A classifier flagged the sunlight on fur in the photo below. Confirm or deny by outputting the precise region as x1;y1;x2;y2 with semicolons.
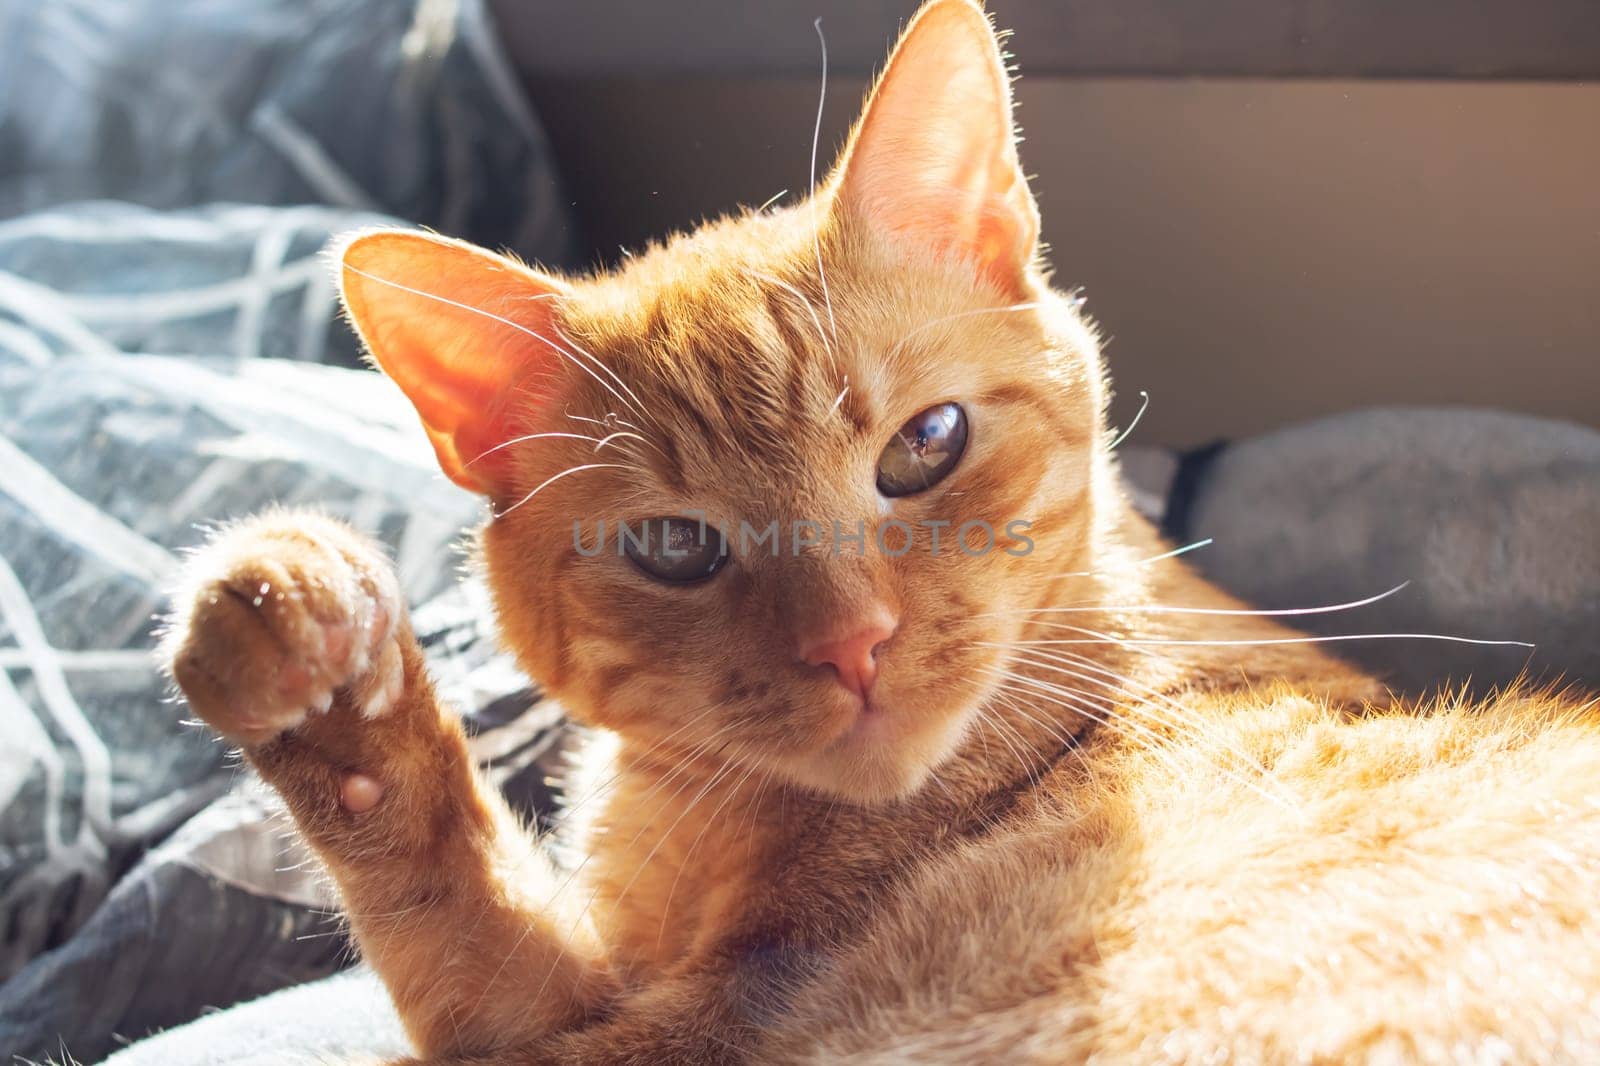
161;2;1600;1062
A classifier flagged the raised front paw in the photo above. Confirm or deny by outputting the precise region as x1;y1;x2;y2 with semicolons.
163;511;407;747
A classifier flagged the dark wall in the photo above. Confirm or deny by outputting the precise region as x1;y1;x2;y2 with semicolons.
493;1;1600;79
494;4;1600;446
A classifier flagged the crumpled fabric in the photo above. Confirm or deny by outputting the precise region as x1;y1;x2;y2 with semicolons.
0;0;579;265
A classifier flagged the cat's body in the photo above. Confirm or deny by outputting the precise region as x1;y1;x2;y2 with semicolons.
772;683;1600;1063
162;2;1600;1062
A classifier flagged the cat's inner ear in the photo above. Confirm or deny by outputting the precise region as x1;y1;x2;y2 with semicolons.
833;0;1040;296
338;231;568;496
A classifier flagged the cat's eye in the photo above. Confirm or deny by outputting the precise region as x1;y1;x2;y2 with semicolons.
624;517;730;584
876;403;969;497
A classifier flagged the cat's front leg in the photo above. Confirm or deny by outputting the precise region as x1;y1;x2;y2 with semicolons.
163;511;618;1057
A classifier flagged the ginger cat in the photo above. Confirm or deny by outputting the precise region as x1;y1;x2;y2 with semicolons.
163;2;1600;1062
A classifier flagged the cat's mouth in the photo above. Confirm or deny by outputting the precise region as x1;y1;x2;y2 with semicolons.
812;679;894;744
785;674;984;804
836;694;892;741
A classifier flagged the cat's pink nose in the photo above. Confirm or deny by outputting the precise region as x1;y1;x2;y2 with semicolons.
799;610;898;701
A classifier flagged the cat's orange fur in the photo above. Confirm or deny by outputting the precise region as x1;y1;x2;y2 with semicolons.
163;2;1600;1062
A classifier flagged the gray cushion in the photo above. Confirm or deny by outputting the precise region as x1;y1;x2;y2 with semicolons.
1182;407;1600;693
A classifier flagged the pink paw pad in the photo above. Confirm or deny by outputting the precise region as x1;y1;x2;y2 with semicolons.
341;773;384;813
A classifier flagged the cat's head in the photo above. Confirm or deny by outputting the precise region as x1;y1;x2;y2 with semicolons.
340;0;1113;803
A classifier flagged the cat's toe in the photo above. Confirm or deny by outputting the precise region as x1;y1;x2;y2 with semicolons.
163;512;405;746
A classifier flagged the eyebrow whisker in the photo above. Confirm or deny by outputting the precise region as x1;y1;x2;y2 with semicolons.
494;462;631;519
809;17;839;346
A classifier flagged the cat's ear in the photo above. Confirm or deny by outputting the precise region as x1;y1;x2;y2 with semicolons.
833;0;1039;295
338;230;568;496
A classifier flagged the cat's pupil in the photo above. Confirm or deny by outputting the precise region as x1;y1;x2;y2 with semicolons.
625;517;729;584
876;403;968;497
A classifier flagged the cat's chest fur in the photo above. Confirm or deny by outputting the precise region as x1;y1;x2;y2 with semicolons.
565;722;1086;985
574;754;775;974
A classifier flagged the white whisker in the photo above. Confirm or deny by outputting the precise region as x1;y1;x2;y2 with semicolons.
1108;389;1149;449
987;583;1412;620
974;701;1031;774
567;411;647;438
999;644;1303;809
551;322;653;424
1000;625;1535;651
467;431;602;468
1051;538;1213;578
809;18;838;343
979;666;1200;791
983;662;1304;817
494;463;630;519
829;381;849;415
591;430;650;455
